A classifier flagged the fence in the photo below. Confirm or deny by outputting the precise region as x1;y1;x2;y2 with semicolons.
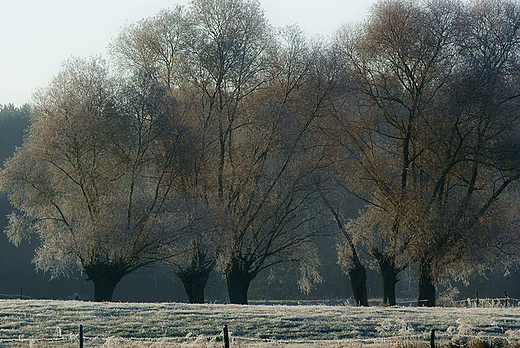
452;294;520;308
1;298;520;347
395;295;520;308
5;325;515;348
6;330;520;348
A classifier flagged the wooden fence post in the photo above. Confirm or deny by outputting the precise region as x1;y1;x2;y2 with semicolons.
79;324;84;348
430;329;435;348
476;292;479;307
223;325;230;348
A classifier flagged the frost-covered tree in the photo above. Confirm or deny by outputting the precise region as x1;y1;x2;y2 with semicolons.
318;184;368;306
110;0;329;305
408;0;520;306
110;7;221;304
0;58;193;301
331;0;520;306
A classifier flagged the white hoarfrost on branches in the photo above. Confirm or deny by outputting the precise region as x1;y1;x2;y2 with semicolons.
108;0;329;304
0;57;194;301
325;0;520;306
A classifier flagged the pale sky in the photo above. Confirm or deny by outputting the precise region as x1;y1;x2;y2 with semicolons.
0;0;377;106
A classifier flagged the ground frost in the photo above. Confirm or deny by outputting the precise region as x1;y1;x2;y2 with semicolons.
0;300;518;347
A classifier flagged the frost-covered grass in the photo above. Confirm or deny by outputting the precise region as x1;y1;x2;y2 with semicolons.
0;299;519;347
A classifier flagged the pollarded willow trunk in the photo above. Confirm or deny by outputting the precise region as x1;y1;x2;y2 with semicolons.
84;262;128;302
418;260;436;307
348;261;368;306
378;256;399;306
177;265;213;304
317;191;368;306
225;258;255;305
92;277;120;302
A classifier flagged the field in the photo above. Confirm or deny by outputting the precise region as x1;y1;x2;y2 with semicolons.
0;300;519;347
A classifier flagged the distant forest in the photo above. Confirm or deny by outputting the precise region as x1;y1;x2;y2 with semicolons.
2;0;520;306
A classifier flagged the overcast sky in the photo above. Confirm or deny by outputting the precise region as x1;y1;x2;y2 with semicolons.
0;0;377;106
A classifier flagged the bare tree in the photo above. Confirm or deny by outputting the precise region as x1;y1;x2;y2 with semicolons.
409;0;520;306
0;58;192;301
308;38;371;306
319;185;368;306
331;0;520;306
109;0;330;304
180;0;336;304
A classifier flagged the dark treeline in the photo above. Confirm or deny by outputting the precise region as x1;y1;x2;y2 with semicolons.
2;0;520;306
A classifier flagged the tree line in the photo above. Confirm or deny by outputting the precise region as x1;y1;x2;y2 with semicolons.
1;0;520;306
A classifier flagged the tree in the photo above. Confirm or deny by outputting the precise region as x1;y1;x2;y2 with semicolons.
332;0;520;306
319;186;368;306
184;0;274;304
409;0;520;306
110;0;331;304
209;31;352;304
308;39;371;306
111;6;220;304
0;58;193;301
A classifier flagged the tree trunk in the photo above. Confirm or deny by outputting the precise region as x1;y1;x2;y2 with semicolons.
92;277;120;302
418;261;436;307
177;266;213;304
348;261;368;306
225;258;254;305
378;256;399;306
316;190;368;306
84;262;127;302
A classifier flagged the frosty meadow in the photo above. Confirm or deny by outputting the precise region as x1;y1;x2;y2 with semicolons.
0;300;520;347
